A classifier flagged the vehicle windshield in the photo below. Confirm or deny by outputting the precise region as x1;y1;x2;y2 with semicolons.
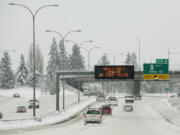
87;110;100;114
109;98;117;101
125;99;134;103
102;106;111;110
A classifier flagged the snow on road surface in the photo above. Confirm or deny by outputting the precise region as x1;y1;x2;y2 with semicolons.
1;97;180;135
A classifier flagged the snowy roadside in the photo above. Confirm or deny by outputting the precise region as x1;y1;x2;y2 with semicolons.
150;96;180;127
0;98;96;130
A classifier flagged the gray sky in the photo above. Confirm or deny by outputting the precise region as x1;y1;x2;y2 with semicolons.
1;0;180;71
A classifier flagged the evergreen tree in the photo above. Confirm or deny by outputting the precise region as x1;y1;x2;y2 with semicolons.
0;52;15;88
46;38;59;94
98;54;110;65
124;52;138;70
124;52;131;65
58;40;69;71
27;43;44;75
131;52;138;70
17;54;29;85
70;44;85;71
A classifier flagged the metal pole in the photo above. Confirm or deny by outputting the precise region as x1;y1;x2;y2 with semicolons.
78;80;80;103
62;39;65;110
139;38;140;80
32;17;36;117
87;51;90;98
56;73;59;111
9;3;58;117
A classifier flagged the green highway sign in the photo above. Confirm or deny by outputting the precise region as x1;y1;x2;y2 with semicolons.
156;59;168;64
143;63;168;74
165;87;169;92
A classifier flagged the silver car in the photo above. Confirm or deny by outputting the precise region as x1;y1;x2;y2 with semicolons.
123;104;133;112
108;97;118;106
96;95;106;102
84;108;102;125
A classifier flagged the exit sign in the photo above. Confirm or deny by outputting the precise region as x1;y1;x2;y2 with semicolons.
156;59;168;64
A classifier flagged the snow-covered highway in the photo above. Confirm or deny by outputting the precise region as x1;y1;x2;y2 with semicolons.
0;87;89;119
1;97;180;135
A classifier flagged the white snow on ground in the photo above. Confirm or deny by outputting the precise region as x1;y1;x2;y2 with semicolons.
147;95;180;127
167;95;180;109
0;85;77;98
0;98;95;130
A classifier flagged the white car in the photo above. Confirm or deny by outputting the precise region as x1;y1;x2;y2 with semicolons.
108;97;118;106
84;108;102;125
125;95;135;101
96;95;106;102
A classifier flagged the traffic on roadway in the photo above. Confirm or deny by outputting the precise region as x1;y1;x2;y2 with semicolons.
1;95;180;135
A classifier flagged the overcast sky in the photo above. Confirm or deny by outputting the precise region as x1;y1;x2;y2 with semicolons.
1;0;180;72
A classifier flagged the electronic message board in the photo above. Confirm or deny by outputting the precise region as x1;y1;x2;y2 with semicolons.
95;66;134;79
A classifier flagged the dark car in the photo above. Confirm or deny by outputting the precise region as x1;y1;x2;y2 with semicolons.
13;93;20;98
100;105;112;115
0;112;3;119
16;106;26;113
28;99;40;109
135;95;142;100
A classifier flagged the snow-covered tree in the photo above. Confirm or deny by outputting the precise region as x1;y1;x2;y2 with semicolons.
124;52;131;65
124;52;138;70
26;72;41;87
0;52;15;89
46;38;59;94
131;52;138;71
58;40;69;71
98;54;110;65
27;43;44;75
17;54;29;85
70;44;85;71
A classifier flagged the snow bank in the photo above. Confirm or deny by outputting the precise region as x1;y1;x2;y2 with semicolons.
0;85;77;99
0;98;95;130
151;97;180;127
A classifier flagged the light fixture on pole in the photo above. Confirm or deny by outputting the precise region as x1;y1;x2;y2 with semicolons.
9;3;59;117
46;29;81;110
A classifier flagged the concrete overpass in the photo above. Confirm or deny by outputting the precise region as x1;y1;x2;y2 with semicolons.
60;71;180;82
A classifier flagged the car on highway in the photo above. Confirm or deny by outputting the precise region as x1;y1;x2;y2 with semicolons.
84;108;102;125
123;104;133;112
13;93;20;98
100;104;112;115
125;95;135;100
0;112;3;119
16;106;27;113
28;99;40;109
135;94;142;100
96;95;106;102
108;96;118;106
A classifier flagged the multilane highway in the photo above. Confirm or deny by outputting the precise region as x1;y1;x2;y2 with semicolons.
1;97;180;135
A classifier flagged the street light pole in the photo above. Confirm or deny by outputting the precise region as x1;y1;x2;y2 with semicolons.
46;30;81;110
105;53;123;65
136;37;141;80
80;47;100;71
9;3;59;117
